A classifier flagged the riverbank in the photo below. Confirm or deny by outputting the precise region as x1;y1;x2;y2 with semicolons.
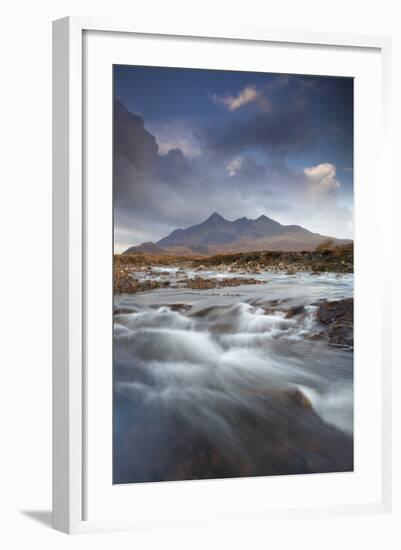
114;243;353;294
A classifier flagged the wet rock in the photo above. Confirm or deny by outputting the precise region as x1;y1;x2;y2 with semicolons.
318;298;353;324
326;321;353;348
317;298;353;349
114;366;354;484
187;277;265;290
187;278;217;290
114;272;171;294
285;305;304;318
286;388;313;410
222;277;264;287
113;307;135;315
168;304;193;312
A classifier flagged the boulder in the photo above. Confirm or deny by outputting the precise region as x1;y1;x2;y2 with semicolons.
286;388;313;411
285;305;304;318
318;298;353;324
317;298;353;349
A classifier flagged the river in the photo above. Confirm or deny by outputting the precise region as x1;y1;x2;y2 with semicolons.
113;269;353;484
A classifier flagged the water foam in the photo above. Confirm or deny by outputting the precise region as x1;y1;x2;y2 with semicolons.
113;269;354;478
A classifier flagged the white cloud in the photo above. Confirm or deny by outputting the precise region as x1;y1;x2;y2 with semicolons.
304;163;340;194
211;85;270;112
293;162;353;239
225;156;243;176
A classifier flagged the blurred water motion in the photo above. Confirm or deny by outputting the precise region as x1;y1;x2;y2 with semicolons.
113;271;353;483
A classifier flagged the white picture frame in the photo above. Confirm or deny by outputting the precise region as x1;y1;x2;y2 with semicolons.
52;16;392;534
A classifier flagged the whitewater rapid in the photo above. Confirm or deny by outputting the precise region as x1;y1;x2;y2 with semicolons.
113;270;353;483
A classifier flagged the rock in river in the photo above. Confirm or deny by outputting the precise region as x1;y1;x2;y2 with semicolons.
318;298;353;349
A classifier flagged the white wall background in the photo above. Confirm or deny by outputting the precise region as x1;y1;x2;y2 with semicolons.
0;1;398;548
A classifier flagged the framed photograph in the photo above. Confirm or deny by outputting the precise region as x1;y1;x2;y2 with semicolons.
52;17;392;534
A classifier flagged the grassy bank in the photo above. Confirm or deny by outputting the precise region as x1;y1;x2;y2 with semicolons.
115;242;353;274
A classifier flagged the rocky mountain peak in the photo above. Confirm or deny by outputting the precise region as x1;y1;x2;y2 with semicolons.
206;212;225;223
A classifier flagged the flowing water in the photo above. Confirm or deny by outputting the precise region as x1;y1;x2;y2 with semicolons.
113;269;353;483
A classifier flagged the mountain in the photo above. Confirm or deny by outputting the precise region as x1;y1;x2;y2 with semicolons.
123;242;167;255
123;213;351;255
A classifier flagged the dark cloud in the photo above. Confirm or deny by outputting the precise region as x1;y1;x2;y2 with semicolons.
113;100;193;212
202;94;316;159
113;96;352;251
114;100;158;172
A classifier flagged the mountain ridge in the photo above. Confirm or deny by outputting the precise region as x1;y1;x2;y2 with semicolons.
123;212;351;255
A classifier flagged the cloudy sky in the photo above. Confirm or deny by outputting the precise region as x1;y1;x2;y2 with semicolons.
113;65;353;253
